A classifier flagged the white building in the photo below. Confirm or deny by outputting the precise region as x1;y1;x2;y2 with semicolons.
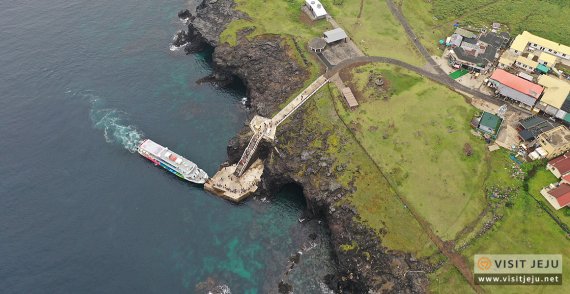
305;0;327;20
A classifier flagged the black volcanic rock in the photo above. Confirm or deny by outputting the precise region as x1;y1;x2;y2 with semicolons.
187;0;247;47
172;30;188;47
177;9;191;20
182;0;431;292
213;37;308;117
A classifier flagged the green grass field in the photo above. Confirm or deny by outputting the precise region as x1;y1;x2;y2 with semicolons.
278;86;438;257
323;0;425;66
335;63;488;240
527;168;570;226
220;0;332;46
221;1;425;66
399;0;570;55
460;192;570;294
332;63;570;293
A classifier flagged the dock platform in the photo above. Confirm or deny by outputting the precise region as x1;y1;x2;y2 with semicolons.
204;159;264;202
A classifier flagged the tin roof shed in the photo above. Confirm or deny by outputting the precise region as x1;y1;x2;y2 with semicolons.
323;28;348;44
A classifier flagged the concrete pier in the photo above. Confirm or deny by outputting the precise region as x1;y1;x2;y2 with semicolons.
205;75;328;202
204;159;264;202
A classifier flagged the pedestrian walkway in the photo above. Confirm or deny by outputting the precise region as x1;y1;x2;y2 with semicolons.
205;75;329;201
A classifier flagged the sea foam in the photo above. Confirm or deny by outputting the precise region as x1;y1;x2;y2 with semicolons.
71;90;144;153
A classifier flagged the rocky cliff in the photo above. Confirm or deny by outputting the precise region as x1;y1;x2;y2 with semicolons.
182;0;429;292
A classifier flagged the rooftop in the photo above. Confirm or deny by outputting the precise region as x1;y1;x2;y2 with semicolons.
498;50;517;65
323;28;348;43
449;33;463;47
510;31;570;56
536;63;549;74
305;0;327;17
560;93;570;112
454;28;477;39
479;32;510;48
479;112;502;131
516;55;538;68
538;125;570;148
537;75;570;109
309;37;326;50
538;52;558;65
518;115;558;141
549;152;570;176
547;183;570;208
490;69;544;99
452;44;497;68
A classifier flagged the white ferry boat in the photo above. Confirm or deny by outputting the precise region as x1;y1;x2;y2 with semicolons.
137;139;208;184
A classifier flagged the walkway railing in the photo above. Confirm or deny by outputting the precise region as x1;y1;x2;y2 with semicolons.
234;126;266;176
234;75;329;177
273;76;328;126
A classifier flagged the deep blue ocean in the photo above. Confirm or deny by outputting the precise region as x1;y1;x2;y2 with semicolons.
0;0;334;292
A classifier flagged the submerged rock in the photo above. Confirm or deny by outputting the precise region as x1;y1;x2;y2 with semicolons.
172;30;188;47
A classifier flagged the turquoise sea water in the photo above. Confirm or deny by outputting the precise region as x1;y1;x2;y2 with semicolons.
0;0;334;292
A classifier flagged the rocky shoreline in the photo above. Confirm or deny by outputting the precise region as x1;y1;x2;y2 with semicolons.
179;0;430;292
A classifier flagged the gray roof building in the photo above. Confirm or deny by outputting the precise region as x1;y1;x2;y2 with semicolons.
492;82;536;107
323;28;348;44
479;32;510;49
449;32;506;72
455;28;477;39
449;33;463;47
518;116;559;141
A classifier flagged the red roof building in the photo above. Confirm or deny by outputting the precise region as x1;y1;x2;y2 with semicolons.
545;183;570;209
547;152;570;178
490;69;544;99
562;173;570;184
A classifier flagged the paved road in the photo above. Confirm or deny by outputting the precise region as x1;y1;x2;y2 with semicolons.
325;55;531;116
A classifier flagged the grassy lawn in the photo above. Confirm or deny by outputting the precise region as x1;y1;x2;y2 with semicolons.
461;192;570;293
324;0;425;66
430;159;570;293
331;63;570;293
527;168;570;226
429;263;475;294
334;63;488;240
220;0;332;46
221;1;425;66
399;0;570;55
278;86;438;257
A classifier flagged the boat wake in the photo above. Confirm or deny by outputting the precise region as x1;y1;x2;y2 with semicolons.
91;107;144;153
70;90;144;153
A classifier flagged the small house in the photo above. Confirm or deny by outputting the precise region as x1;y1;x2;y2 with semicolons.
547;152;570;178
477;112;502;136
540;183;570;210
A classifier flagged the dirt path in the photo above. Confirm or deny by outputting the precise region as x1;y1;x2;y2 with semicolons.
385;0;447;76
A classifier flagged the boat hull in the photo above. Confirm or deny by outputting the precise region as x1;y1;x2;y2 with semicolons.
137;139;208;184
